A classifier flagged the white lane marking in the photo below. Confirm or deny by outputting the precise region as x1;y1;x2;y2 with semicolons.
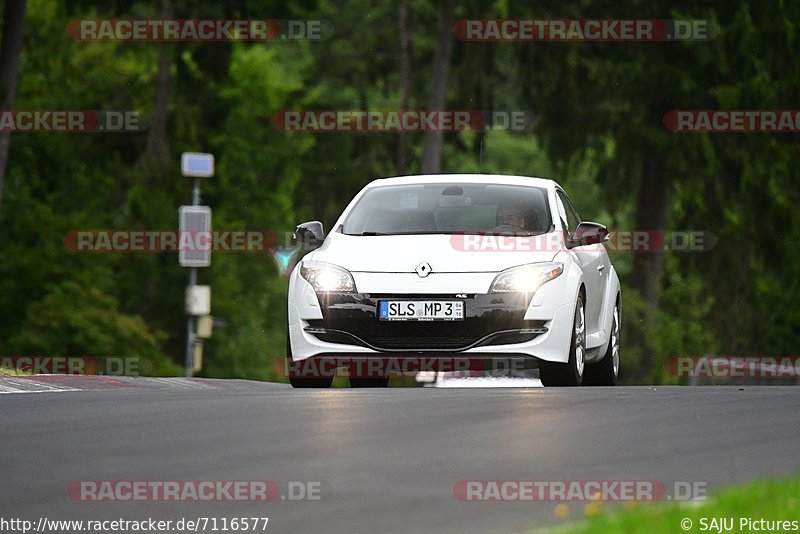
0;378;82;394
0;376;219;394
7;378;68;390
435;377;543;388
0;386;82;394
146;377;215;390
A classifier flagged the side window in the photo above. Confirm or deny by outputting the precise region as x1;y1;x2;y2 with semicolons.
554;193;569;232
557;190;581;233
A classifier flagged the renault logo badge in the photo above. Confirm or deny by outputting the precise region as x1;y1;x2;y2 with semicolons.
415;262;432;278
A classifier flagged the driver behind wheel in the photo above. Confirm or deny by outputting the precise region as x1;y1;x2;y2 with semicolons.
494;200;526;231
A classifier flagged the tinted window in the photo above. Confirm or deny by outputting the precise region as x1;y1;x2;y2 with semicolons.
556;189;581;232
342;183;552;235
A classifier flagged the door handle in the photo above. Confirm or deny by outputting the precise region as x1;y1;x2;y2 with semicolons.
597;264;605;272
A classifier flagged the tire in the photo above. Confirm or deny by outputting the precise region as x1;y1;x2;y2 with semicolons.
349;377;389;388
583;300;620;386
286;328;332;389
539;294;585;387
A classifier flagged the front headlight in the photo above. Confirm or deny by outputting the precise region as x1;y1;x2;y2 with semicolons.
300;261;356;292
489;262;564;294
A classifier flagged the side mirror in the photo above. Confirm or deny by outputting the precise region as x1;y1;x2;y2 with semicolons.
568;222;609;248
293;221;325;249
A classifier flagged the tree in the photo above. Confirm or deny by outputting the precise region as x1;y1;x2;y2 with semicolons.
0;0;27;213
420;0;455;173
396;0;413;175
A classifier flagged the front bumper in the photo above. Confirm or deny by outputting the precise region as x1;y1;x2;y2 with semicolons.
306;293;546;352
288;271;577;364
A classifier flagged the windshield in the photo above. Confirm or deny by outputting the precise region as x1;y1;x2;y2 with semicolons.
342;183;552;236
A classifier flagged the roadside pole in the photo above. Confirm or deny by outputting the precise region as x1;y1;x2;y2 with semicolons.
180;153;214;377
184;176;200;377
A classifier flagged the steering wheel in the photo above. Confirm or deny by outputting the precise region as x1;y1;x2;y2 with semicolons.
493;224;524;232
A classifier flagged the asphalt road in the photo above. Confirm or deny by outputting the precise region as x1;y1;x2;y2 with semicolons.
1;377;799;534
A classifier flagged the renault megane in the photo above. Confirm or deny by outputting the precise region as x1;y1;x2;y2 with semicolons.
286;174;621;388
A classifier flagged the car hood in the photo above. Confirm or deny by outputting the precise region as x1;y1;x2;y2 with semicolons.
308;232;560;273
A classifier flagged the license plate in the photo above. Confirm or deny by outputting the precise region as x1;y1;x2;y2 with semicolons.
378;300;464;321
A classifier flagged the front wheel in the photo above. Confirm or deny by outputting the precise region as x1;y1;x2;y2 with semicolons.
583;300;620;386
286;355;334;388
539;294;585;387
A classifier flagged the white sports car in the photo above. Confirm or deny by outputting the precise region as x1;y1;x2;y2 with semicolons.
286;174;621;388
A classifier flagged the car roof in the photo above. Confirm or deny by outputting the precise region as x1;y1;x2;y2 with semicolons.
363;174;557;190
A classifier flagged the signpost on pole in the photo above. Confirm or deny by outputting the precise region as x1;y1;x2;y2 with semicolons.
180;152;214;377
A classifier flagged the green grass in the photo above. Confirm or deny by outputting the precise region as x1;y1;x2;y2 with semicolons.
0;366;32;376
543;473;800;533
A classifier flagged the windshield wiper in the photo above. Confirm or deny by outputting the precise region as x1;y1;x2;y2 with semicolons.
459;230;544;237
345;231;391;236
346;230;550;236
